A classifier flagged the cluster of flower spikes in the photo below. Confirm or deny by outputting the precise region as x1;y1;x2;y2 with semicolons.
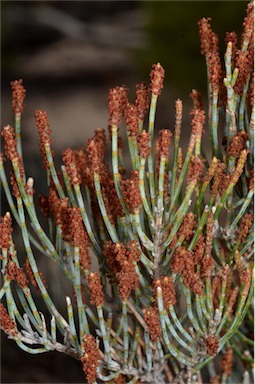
0;213;29;291
198;1;254;104
103;240;140;301
39;187;91;272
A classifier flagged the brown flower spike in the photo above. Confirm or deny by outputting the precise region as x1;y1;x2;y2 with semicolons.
62;148;81;185
0;213;13;250
87;272;104;307
35;110;53;169
206;335;219;356
81;334;100;384
143;306;162;342
154;276;176;308
6;261;28;289
135;82;149;121
150;63;165;95
0;304;17;336
11;79;26;115
158;129;172;158
138;130;150;158
120;171;142;214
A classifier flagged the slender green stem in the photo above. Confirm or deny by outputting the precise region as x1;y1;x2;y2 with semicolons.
15;114;23;159
97;306;112;365
94;172;119;242
148;93;158;209
122;301;129;366
139;157;153;219
74;183;101;255
73;247;89;340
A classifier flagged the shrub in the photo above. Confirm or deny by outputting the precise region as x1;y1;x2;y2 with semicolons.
1;2;254;383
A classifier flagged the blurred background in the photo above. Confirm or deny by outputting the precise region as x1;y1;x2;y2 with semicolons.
1;1;248;382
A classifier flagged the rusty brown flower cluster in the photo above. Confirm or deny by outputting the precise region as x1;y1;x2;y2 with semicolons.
108;86;128;127
150;63;165;96
143;306;162;342
135;82;149;121
187;155;204;185
137;130;151;158
190;89;203;111
234;50;251;95
103;240;140;300
11;79;26;115
1;125;24;198
6;260;28;289
87;272;104;307
205;335;219;356
158;129;172;158
170;212;196;250
228;130;248;158
198;18;213;56
86;128;107;175
124;103;139;138
0;304;17;336
154;276;176;308
1;125;20;162
231;3;254;96
62;148;82;185
102;179;125;224
191;108;205;134
35;110;54;169
178;212;196;243
241;1;254;48
73;149;90;185
211;161;230;198
120;171;142;214
203;158;218;184
10;168;23;198
197;18;222;93
70;207;90;271
188;108;205;152
208;34;222;93
81;334;100;384
48;189;69;229
170;246;205;296
231;149;249;186
193;235;206;266
86;138;101;174
237;213;253;243
175;99;183;137
0;213;13;250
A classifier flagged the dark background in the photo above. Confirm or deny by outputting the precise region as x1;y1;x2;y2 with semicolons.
1;1;248;382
